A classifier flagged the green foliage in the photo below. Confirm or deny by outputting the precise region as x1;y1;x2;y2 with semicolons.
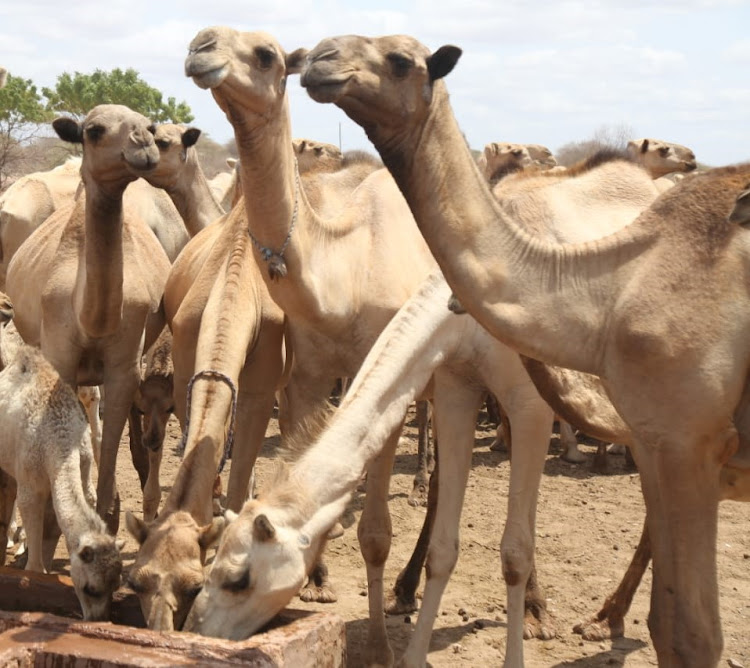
0;74;52;125
42;68;193;123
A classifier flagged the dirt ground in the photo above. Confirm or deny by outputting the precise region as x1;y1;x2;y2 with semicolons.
26;404;750;667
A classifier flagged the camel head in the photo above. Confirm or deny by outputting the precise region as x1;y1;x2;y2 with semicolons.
478;142;532;183
69;530;123;621
133;373;174;451
143;124;202;191
301;35;462;144
627;138;697;178
293;138;343;174
185;26;307;126
125;509;224;631
184;493;346;639
524;143;557;169
53;104;159;194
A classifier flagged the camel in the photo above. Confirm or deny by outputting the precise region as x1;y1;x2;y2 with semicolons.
293;138;343;172
301;33;750;667
128;327;174;521
0;292;123;621
208;157;239;212
5;104;172;533
729;186;750;226
626;137;697;192
125;158;286;630
524;143;557;169
184;269;559;665
184;26;446;604
477;142;532;184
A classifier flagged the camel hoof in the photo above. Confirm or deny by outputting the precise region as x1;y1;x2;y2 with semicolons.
299;584;338;603
523;609;557;641
384;590;418;616
407;484;428;507
489;437;507;452
573;617;624;641
560;448;587;464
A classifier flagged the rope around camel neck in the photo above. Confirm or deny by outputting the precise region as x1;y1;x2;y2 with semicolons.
178;369;238;474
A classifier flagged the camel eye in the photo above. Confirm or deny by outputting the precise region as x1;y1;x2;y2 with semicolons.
386;52;413;78
127;577;146;594
222;570;250;593
85;125;106;143
255;47;275;69
156;139;170;150
659;146;670;156
184;585;202;600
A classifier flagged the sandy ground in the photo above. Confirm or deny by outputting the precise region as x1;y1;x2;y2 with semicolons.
18;404;750;667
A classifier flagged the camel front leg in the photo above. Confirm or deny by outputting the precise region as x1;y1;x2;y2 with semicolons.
143;445;163;522
360;424;403;668
408;399;433;507
97;369;140;533
16;488;48;572
631;430;726;667
400;372;481;668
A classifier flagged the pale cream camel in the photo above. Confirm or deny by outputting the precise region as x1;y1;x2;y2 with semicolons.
208;157;239;212
184;26;441;604
301;33;750;667
293;137;343;172
524;143;557;169
125;184;286;631
0;293;123;621
477;142;531;183
128;327;174;521
626;137;697;192
185;269;558;666
0;157;82;289
5;104;172;533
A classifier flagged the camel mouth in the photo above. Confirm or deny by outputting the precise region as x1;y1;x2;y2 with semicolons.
186;62;230;90
300;73;351;104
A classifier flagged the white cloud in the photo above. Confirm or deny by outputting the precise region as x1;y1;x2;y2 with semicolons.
722;39;750;62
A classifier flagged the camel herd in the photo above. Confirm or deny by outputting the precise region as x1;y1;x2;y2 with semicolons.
0;24;747;668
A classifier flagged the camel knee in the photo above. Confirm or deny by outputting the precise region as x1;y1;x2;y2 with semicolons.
425;537;459;581
500;537;534;587
358;525;391;567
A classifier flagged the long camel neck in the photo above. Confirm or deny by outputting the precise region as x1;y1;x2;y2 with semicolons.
233;99;336;321
369;84;656;375
77;183;125;339
279;271;456;512
165;153;224;235
166;226;256;523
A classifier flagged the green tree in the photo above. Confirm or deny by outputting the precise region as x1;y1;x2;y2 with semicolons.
0;73;53;190
42;68;193;123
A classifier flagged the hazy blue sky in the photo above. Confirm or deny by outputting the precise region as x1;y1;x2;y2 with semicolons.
2;1;749;166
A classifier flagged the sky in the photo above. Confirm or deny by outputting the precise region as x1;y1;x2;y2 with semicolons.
2;1;749;167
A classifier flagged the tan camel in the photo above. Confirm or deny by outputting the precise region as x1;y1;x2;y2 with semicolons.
185;269;558;665
293;137;343;172
128;327;174;521
524;143;557;168
478;142;532;183
0;293;123;621
626;137;697;192
5;104;172;533
125;170;286;630
184;26;442;604
301;33;750;667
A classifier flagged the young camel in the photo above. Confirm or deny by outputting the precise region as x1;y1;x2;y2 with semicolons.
0;292;123;621
301;33;750;667
128;327;174;521
184;269;557;667
5;105;171;533
626;137;697;192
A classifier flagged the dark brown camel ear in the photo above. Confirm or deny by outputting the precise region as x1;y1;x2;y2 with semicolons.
427;46;462;82
253;514;276;542
53;117;83;144
182;127;201;148
125;511;149;545
286;48;309;75
640;138;650;153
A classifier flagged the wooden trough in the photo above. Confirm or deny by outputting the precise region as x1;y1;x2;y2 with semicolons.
0;567;346;666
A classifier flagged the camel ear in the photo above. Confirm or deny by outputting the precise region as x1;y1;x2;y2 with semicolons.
729;189;750;227
253;514;276;542
198;516;226;550
182;127;201;148
427;45;462;82
224;509;238;525
125;510;149;545
640;138;649;154
226;157;238;169
53;117;83;144
286;48;309;75
116;539;126;552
